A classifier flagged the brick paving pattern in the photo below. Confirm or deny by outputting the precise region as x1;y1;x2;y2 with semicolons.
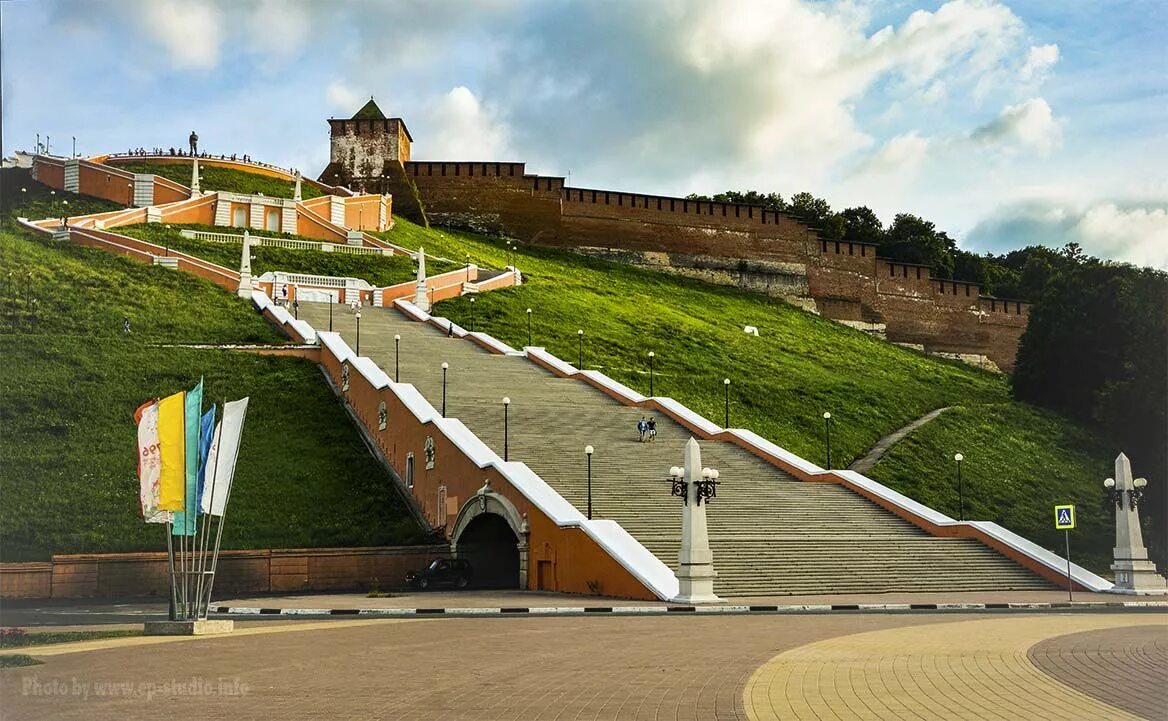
1028;624;1168;721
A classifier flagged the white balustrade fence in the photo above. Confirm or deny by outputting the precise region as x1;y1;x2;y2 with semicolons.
178;229;392;256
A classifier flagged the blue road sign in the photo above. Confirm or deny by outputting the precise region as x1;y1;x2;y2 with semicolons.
1055;504;1076;530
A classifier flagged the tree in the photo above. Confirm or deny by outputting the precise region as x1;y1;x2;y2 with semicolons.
882;213;957;278
839;206;884;246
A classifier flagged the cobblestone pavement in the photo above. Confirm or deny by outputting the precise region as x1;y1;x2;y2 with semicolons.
744;613;1167;721
1;613;1163;720
1028;624;1167;720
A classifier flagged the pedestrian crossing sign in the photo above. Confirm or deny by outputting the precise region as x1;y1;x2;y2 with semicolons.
1055;504;1075;530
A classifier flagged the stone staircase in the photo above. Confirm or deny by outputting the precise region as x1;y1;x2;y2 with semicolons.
299;301;1051;596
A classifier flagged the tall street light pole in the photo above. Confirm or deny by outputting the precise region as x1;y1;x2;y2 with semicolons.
823;412;833;469
328;299;333;331
503;397;511;461
954;453;965;521
441;362;449;416
526;308;532;347
355;310;361;355
577;329;584;369
585;445;594;520
470;296;476;332
723;378;731;428
648;351;655;396
394;334;401;382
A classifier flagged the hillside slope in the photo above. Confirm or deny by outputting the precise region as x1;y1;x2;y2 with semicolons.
375;217;1115;572
0;228;424;560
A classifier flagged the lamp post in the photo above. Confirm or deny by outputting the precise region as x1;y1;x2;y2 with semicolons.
441;362;449;416
723;378;731;428
465;253;471;284
577;329;584;368
328;297;333;331
954;453;965;521
648;351;655;396
394;334;401;382
355;310;361;355
823;412;833;470
526;308;532;347
292;299;299;320
61;199;69;228
502;396;511;461
470;296;476;332
585;445;594;520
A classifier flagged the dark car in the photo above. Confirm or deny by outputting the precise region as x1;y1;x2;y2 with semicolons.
405;558;473;590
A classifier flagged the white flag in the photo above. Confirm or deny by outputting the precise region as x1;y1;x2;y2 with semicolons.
135;400;170;524
202;397;249;516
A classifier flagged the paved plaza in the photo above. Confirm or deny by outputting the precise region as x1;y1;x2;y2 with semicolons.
2;610;1164;720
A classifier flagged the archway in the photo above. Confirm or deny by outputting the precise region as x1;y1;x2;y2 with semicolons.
450;482;528;589
457;513;519;589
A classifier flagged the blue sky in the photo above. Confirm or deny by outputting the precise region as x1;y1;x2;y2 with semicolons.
3;0;1165;268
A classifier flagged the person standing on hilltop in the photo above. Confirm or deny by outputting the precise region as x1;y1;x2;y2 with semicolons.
189;130;198;156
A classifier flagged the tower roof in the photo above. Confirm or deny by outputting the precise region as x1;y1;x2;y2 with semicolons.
352;98;386;120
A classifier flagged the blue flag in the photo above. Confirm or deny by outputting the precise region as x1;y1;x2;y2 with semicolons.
196;404;217;513
173;378;203;536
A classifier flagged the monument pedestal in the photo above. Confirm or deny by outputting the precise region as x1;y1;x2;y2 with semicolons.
1107;453;1168;595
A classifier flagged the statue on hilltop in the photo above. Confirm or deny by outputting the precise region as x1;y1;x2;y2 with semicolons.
189;131;198;156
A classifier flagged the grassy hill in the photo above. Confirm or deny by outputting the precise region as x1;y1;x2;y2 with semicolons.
105;160;325;200
0;227;424;560
375;217;1116;573
116;223;457;286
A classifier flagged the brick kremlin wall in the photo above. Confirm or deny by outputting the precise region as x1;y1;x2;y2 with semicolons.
390;163;1030;371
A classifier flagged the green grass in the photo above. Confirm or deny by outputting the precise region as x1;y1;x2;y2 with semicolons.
376;216;1116;574
116;223;456;286
0;628;141;648
107;161;324;200
0;229;425;560
0;654;43;667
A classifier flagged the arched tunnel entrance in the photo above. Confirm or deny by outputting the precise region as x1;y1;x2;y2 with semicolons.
450;484;528;590
457;513;519;589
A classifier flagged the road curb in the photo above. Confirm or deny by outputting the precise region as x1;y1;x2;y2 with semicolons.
211;600;1168;618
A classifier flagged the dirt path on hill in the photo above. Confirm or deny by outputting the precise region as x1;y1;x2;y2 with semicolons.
848;406;952;473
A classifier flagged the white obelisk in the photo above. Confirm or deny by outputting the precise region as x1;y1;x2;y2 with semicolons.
293;171;302;202
1110;453;1167;594
675;437;721;603
413;247;430;311
190;156;201;196
237;231;253;298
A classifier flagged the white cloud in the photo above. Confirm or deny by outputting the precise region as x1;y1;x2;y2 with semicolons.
972;98;1062;155
854;132;932;176
967;201;1168;269
421;87;512;159
1019;43;1060;83
325;80;365;114
137;0;221;70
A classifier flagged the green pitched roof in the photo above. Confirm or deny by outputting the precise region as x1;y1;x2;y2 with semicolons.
352;98;386;120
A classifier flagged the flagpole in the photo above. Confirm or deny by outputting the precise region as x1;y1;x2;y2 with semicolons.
203;401;248;615
194;415;221;619
166;521;178;621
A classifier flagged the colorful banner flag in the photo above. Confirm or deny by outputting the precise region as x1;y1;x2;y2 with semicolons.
173;379;204;536
134;400;169;523
196;405;217;513
200;422;222;515
157;391;186;512
202;397;249;517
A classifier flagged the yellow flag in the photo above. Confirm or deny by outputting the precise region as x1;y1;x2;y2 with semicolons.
157;391;186;512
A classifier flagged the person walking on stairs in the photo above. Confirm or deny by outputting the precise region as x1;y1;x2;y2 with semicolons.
647;417;657;441
637;416;648;442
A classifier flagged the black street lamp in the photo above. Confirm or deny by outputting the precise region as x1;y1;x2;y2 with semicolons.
328;299;333;331
648;351;655;396
292;299;299;320
954;452;964;521
723;378;731;428
470;296;476;332
577;329;584;368
824;412;833;469
465;253;471;284
355;310;362;355
526;308;532;347
441;362;449;416
502;396;511;461
394;334;401;382
585;445;594;520
61;199;69;228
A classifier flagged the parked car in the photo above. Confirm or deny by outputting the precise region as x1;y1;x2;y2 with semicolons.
405;558;473;590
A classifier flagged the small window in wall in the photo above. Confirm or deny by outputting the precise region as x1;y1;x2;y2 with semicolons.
436;484;447;525
266;208;280;232
424;436;436;469
378;401;387;431
232;206;247;227
341;362;350;392
406;452;415;489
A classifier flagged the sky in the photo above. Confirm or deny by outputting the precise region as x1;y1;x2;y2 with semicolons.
2;0;1165;268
